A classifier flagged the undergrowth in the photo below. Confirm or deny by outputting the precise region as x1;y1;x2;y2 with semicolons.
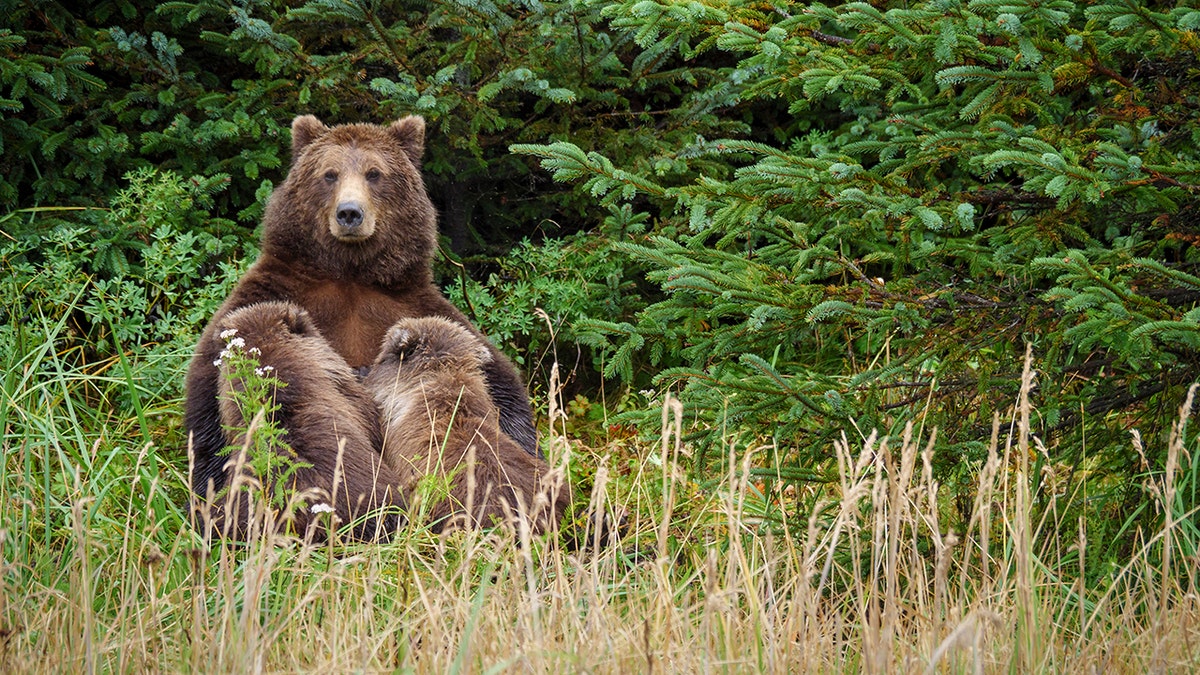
2;324;1198;671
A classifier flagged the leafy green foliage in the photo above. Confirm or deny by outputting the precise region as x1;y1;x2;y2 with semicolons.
516;0;1200;557
1;168;248;406
444;204;653;395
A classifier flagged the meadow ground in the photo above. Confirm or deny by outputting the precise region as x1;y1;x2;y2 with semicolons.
2;353;1198;673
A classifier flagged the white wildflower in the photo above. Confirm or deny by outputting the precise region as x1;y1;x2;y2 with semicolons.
227;336;246;349
219;328;239;340
311;503;335;514
248;346;261;356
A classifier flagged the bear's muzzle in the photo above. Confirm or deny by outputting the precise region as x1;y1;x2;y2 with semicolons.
330;200;375;241
337;201;364;229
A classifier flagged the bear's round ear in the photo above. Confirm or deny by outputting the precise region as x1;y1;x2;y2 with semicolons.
383;324;417;358
389;116;425;166
281;304;314;335
291;115;327;156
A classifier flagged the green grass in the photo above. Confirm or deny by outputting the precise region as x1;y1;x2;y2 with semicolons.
2;333;1199;672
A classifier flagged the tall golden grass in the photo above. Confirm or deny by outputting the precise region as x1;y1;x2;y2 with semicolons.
3;352;1199;672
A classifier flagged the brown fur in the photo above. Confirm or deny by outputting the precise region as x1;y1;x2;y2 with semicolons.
363;317;568;534
207;302;405;540
185;116;538;539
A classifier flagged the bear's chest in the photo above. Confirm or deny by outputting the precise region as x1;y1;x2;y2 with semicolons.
296;282;416;367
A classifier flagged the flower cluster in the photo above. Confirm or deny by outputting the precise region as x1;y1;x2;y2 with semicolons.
212;328;263;368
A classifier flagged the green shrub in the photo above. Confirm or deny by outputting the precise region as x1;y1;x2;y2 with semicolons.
515;0;1200;558
0;168;245;567
443;204;653;391
1;168;248;407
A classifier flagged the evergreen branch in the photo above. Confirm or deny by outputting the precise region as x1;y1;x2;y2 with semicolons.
965;189;1057;208
1041;366;1196;439
365;7;408;72
510;142;669;198
809;30;853;47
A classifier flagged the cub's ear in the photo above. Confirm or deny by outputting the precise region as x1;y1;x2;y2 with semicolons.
281;303;315;336
291;115;327;156
381;324;418;361
389;116;425;167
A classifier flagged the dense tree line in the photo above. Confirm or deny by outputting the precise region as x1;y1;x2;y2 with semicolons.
4;0;1200;571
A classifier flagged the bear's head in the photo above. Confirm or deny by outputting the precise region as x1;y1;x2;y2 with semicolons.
214;301;350;395
373;316;493;377
261;115;438;285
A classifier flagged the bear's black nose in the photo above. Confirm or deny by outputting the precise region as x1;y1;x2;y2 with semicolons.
336;202;364;229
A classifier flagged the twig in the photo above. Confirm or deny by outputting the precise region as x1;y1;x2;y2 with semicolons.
810;30;853;47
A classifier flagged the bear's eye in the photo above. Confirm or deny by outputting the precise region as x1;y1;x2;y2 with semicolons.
365;168;382;183
323;170;338;184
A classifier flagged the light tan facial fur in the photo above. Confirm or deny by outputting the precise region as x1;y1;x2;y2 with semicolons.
309;145;388;242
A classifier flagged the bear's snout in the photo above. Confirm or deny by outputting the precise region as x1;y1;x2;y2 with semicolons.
329;198;375;241
336;202;365;229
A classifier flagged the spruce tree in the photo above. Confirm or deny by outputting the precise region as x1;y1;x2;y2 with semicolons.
515;0;1200;547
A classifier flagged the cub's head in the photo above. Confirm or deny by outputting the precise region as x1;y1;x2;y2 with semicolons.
217;301;319;351
263;115;438;283
213;301;323;423
214;301;340;382
371;317;492;378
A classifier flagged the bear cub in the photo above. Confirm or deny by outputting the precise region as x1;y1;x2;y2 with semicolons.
363;317;569;534
207;301;406;540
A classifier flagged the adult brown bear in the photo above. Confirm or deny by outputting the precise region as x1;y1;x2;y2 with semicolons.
185;115;537;537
